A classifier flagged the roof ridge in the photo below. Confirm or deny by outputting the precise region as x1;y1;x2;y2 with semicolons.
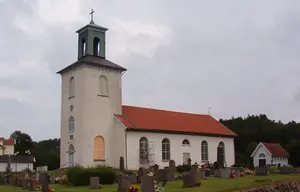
122;105;210;117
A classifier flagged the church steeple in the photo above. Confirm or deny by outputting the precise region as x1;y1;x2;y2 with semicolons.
76;9;108;59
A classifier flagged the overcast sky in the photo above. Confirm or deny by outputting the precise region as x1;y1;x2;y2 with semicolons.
1;0;300;141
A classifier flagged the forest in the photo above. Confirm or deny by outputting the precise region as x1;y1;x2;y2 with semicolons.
9;114;300;170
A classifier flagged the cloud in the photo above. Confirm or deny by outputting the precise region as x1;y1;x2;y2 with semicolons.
1;0;300;140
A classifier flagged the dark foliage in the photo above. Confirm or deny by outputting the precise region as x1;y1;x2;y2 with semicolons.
176;164;191;173
67;166;116;186
220;114;300;167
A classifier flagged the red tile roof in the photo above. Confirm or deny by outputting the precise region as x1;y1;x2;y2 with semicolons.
262;143;289;157
115;105;237;137
0;137;14;145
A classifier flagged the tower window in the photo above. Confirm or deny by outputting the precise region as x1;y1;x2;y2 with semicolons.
69;77;75;98
94;136;105;160
81;38;86;56
69;116;75;132
98;75;109;96
93;37;100;56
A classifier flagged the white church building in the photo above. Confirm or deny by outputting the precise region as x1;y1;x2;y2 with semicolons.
58;14;237;170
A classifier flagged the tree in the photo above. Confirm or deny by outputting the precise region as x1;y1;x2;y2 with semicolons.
287;139;300;167
10;130;34;155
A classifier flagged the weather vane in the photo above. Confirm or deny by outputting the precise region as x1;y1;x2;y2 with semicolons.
90;9;95;24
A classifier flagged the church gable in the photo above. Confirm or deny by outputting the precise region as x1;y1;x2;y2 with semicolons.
115;106;237;137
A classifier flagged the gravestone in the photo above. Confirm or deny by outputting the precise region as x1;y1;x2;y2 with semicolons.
119;156;125;172
35;173;39;185
219;168;231;179
235;169;241;177
22;177;28;190
164;167;174;181
199;170;206;180
29;178;36;191
118;175;130;192
90;177;100;189
128;174;137;184
214;169;220;178
255;166;267;176
0;175;4;185
137;167;147;183
280;165;290;174
169;160;176;172
155;169;167;182
41;174;49;192
141;175;155;192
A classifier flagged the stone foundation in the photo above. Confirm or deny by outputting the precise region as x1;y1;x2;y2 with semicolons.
236;181;300;192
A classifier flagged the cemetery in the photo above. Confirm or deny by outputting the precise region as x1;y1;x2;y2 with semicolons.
1;155;300;192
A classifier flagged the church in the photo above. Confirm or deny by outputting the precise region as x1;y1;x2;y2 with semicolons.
57;13;237;170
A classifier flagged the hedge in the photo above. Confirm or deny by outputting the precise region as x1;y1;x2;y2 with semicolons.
67;166;116;186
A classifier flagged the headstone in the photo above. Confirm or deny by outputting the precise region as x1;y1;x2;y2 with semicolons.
280;165;290;174
22;177;28;190
119;157;125;172
255;166;267;176
189;166;197;183
164;167;174;181
128;174;137;184
35;173;40;185
199;170;206;180
182;172;194;188
18;175;22;187
155;169;167;182
0;175;4;185
90;177;100;189
235;169;241;177
137;167;147;183
29;178;36;191
214;169;220;178
141;175;155;192
219;168;231;179
118;175;130;192
41;174;49;192
169;160;176;172
50;176;56;184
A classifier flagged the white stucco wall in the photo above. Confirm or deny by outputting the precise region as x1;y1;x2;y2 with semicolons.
4;145;14;155
126;131;235;170
253;145;272;167
60;66;123;168
271;156;288;166
0;163;33;172
253;145;289;167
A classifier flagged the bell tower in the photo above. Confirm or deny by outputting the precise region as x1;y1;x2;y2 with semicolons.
77;9;108;59
57;10;126;168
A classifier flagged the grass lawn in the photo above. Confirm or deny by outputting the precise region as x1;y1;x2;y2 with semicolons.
1;174;300;192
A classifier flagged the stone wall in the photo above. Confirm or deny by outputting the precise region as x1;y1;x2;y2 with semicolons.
236;181;300;192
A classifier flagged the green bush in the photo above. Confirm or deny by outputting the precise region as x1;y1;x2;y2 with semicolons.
67;166;116;186
176;164;191;173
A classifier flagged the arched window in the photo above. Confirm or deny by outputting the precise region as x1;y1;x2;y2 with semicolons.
93;37;100;56
69;77;75;98
98;75;109;96
94;136;105;160
259;153;265;158
218;141;225;162
201;140;208;161
182;139;190;145
162;138;170;161
68;144;75;167
69;116;74;132
81;38;86;56
139;137;148;164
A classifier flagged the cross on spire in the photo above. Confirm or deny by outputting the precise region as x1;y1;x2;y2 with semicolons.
90;9;95;24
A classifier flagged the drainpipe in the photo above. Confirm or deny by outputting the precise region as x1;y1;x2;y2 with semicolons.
125;130;128;170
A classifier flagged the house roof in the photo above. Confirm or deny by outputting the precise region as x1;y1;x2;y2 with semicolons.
262;142;289;157
56;55;126;74
0;155;34;163
115;105;237;137
0;137;14;145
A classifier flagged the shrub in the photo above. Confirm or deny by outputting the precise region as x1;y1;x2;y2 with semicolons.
67;165;116;186
176;164;191;173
